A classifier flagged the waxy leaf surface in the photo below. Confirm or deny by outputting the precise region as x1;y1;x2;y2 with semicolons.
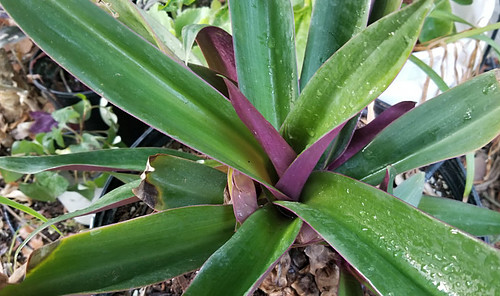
230;0;299;129
419;195;500;236
0;206;236;296
0;148;196;174
336;70;500;184
282;0;432;152
328;101;416;170
184;206;302;296
300;0;369;88
277;172;500;295
0;0;272;185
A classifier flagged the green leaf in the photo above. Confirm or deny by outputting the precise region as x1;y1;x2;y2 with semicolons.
452;0;472;5
463;152;475;199
133;155;226;210
277;172;500;295
409;54;450;92
419;195;500;236
0;168;23;183
68;133;104;153
15;180;141;261
444;21;500;44
300;0;369;89
338;266;363;296
0;148;198;174
140;4;188;61
91;0;178;58
419;0;454;43
19;171;69;202
316;115;360;170
11;140;44;156
293;0;312;75
282;0;432;153
51;107;80;126
174;7;211;37
474;34;500;60
182;24;209;64
184;206;302;295
336;70;500;184
393;171;425;207
230;0;299;129
428;8;475;27
0;196;61;235
0;0;272;186
0;205;236;296
368;0;402;23
72;97;92;122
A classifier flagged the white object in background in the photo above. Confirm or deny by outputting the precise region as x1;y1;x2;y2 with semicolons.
57;188;103;225
378;0;495;106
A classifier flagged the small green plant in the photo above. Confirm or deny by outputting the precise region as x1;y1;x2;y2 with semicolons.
1;0;500;295
5;97;120;201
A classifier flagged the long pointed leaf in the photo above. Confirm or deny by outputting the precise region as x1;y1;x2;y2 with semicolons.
336;70;500;184
0;196;61;235
184;206;302;296
277;172;500;295
282;0;432;153
91;0;177;58
196;26;238;82
419;195;500;236
225;80;296;178
229;0;299;129
300;0;370;89
15;180;141;262
276;123;345;200
369;0;402;23
0;148;196;174
1;0;272;185
327;101;416;170
0;205;236;296
393;171;425;207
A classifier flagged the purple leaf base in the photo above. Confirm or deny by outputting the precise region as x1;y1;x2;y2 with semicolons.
225;79;296;177
276;123;346;201
327;101;416;170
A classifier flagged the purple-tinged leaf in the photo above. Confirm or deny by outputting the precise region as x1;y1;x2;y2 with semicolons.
29;111;58;133
266;185;294;201
276;123;346;201
225;79;296;178
328;101;416;170
379;165;396;194
379;167;391;193
228;169;258;224
196;26;238;83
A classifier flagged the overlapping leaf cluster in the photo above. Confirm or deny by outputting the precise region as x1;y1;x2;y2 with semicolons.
1;0;500;295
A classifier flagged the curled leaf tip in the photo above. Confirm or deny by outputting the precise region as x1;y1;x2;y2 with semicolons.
27;240;61;272
132;179;158;210
228;169;258;223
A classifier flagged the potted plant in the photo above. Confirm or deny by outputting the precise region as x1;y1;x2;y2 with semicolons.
1;0;500;295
